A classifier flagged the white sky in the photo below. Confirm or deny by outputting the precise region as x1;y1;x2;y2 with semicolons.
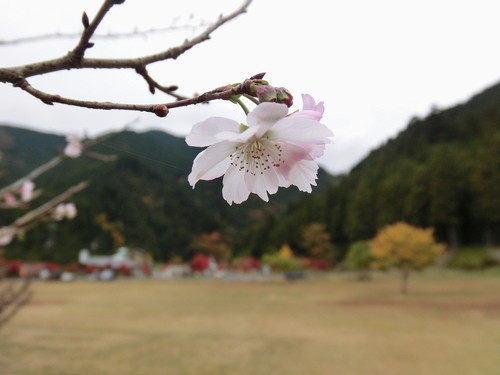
1;0;499;174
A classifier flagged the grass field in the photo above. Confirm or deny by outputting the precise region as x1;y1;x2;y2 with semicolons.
1;269;500;375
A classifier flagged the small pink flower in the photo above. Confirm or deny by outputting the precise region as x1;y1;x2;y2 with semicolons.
3;193;18;207
53;203;77;220
186;94;333;205
21;180;35;202
64;133;82;158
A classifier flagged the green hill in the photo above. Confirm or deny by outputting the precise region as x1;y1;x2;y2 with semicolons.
241;81;500;256
0;125;333;263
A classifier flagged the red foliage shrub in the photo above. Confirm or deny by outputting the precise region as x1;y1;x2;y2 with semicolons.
5;259;23;277
191;253;211;272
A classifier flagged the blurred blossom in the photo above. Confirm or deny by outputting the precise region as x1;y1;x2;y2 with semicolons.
64;133;82;158
21;180;35;202
53;203;77;220
3;193;18;207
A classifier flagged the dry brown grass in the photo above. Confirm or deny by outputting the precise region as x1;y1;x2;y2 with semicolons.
1;270;499;375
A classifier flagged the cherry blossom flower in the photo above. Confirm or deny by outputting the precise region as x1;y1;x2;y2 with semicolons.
64;133;82;158
21;180;35;202
186;94;333;205
53;203;77;220
2;193;18;207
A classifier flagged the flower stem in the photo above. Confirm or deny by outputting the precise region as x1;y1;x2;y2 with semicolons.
234;97;250;115
243;93;260;105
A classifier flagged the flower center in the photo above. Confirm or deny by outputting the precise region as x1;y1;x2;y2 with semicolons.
229;138;284;175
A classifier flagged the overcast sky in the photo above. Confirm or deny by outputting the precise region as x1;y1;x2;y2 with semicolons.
1;0;499;174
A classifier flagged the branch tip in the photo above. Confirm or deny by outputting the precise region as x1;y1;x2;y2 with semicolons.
82;12;90;29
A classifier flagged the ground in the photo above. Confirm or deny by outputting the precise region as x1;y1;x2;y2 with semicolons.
1;269;499;375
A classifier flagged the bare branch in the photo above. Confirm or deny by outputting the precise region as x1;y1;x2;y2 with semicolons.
0;279;32;331
15;72;265;116
135;66;185;100
0;0;253;115
1;0;251;79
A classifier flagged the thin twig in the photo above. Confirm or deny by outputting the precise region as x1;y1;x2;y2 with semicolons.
69;0;120;64
0;279;32;331
0;21;208;46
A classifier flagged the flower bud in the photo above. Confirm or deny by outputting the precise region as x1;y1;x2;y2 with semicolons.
275;87;293;107
153;105;169;117
255;85;277;103
253;85;293;107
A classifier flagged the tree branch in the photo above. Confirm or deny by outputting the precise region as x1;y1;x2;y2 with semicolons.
0;0;251;80
0;0;253;115
15;72;265;117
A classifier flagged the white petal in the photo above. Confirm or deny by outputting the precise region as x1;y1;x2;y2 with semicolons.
188;141;235;187
216;126;259;143
244;167;280;202
286;159;319;192
186;117;240;147
222;166;251;205
247;102;288;137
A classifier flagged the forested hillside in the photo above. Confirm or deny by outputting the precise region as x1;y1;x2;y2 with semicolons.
0;125;332;263
240;81;500;257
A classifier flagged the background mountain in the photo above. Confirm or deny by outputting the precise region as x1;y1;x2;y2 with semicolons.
0;125;333;263
240;81;500;258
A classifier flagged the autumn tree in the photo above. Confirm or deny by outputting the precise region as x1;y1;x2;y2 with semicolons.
190;231;231;263
344;241;375;280
370;222;445;294
300;222;335;260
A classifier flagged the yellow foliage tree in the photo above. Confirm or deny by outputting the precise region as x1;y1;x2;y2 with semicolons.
370;222;445;294
278;244;294;259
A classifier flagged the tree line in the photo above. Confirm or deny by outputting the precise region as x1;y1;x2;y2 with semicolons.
238;81;500;257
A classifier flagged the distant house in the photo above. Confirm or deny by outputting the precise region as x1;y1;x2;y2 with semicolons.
78;247;151;279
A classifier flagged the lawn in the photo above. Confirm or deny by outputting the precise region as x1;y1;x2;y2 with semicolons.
1;269;499;375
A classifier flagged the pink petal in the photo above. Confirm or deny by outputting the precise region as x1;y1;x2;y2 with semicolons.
271;117;333;145
288;94;325;121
